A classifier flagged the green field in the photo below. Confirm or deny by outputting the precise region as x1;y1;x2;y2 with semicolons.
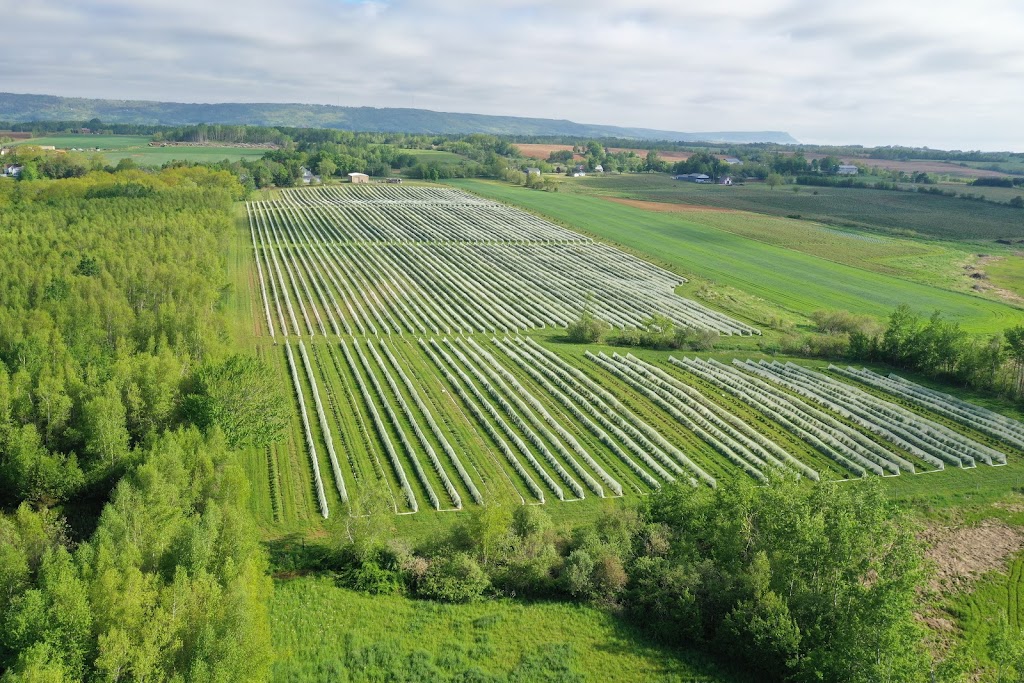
555;173;1024;242
946;553;1024;669
448;179;1024;333
14;133;268;165
271;576;736;682
398;148;468;165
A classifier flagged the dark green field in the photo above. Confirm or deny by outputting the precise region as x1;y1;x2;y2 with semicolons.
14;133;269;165
561;173;1024;242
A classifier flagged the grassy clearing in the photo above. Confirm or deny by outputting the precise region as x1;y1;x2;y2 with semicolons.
557;173;1024;242
13;133;268;165
270;576;737;683
449;179;1024;333
945;553;1024;669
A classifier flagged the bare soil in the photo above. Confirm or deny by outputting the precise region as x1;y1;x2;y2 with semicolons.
921;520;1024;593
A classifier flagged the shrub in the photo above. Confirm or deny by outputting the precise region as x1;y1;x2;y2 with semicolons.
419;553;489;603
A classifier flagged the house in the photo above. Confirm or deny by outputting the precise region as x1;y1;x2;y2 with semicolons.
525;167;541;176
719;176;733;185
594;164;604;173
723;157;742;165
2;164;23;177
300;167;320;185
837;164;859;175
348;172;369;184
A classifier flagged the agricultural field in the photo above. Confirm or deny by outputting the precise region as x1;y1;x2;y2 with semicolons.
550;173;1024;242
448;179;1024;332
239;184;1021;531
12;133;268;165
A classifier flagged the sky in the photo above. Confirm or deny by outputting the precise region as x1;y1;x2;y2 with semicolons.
4;0;1024;150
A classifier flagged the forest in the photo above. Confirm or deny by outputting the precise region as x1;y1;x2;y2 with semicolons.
0;167;278;679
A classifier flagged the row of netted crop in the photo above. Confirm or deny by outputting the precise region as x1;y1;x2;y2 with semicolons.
834;366;1024;451
281;187;584;242
743;361;1005;467
283;185;497;206
671;357;900;478
252;197;757;336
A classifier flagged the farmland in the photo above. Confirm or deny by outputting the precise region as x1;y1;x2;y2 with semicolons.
551;173;1024;242
448;179;1024;332
12;133;269;165
237;184;1022;531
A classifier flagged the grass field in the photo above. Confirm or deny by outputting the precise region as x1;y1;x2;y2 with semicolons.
397;148;468;165
13;133;268;166
448;179;1024;333
553;173;1024;243
946;553;1024;669
271;576;737;682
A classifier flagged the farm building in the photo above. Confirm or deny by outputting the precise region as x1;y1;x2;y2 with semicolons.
300;167;321;185
723;157;742;165
525;167;541;176
837;164;859;175
348;172;370;184
719;176;733;185
594;164;604;173
674;173;711;183
383;177;403;184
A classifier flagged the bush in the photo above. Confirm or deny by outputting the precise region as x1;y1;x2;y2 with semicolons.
419;553;490;603
566;304;609;344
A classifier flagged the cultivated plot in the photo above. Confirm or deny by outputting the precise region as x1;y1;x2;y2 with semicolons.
244;186;1018;521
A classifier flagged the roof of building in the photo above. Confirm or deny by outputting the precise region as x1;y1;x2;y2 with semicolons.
348;172;369;177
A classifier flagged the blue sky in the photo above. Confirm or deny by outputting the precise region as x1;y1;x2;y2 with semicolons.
4;0;1024;150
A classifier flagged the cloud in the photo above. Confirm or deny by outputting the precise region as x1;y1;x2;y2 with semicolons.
3;0;1023;149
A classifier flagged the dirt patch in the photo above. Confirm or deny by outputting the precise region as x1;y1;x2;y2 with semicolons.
963;254;1024;304
921;520;1024;593
604;196;740;214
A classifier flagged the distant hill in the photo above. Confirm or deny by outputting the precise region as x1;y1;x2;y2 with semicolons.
0;92;798;144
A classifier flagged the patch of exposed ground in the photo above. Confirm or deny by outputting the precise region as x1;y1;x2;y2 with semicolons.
921;520;1024;593
963;254;1024;304
603;196;740;214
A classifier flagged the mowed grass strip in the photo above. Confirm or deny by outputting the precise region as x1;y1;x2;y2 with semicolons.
450;180;1024;333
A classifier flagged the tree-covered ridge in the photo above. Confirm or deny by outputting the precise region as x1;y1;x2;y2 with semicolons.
0;167;245;505
0;92;798;143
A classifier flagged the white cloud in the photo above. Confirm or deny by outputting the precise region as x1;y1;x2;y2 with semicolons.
3;0;1023;149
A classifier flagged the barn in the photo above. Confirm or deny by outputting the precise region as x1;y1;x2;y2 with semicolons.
348;172;370;184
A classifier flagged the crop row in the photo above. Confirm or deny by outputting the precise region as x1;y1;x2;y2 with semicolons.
248;188;758;335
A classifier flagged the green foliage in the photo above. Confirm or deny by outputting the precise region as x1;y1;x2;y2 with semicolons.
419;553;490;603
0;167;239;503
565;302;610;344
184;354;289;449
628;476;931;682
611;314;719;351
0;430;274;681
